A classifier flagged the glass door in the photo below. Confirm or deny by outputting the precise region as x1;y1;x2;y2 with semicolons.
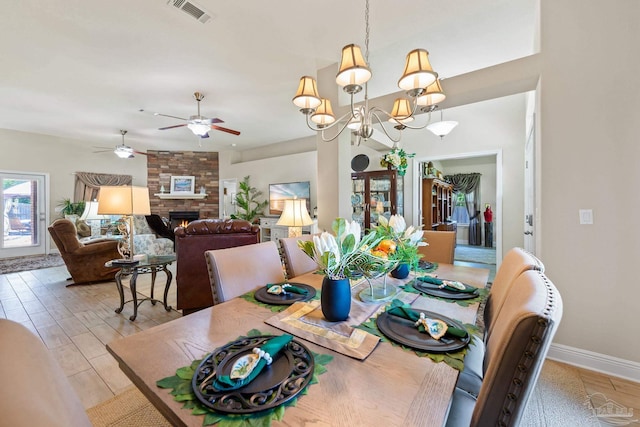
1;172;48;258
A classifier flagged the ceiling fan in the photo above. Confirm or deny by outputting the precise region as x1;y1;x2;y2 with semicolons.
93;130;147;158
155;92;241;138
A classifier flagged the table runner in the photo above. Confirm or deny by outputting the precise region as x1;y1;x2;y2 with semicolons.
264;277;419;360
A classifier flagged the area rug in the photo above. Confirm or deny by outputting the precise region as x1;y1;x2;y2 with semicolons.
0;254;65;274
86;386;171;427
455;244;496;265
88;361;594;426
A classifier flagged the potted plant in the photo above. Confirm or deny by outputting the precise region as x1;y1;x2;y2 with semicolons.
372;214;426;278
230;176;267;224
57;199;86;223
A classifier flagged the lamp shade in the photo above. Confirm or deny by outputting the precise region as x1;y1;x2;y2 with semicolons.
292;76;322;110
336;44;372;88
417;78;446;108
389;98;415;125
98;186;151;215
310;98;336;126
398;49;437;95
276;199;313;227
80;201;108;221
427;121;458;138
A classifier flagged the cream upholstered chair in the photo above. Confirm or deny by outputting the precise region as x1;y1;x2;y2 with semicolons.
418;230;456;264
279;234;319;278
445;270;563;427
457;247;546;396
205;240;286;304
0;319;92;427
132;215;174;256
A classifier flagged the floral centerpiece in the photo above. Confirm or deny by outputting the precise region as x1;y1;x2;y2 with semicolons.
380;148;415;176
372;214;426;278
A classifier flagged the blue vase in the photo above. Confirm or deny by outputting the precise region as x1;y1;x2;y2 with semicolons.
390;263;410;279
321;276;351;322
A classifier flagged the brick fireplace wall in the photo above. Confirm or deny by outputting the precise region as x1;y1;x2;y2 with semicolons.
146;150;219;219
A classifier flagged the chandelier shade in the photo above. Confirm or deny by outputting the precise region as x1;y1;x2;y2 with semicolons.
417;78;446;109
310;98;336;126
398;49;438;96
336;44;372;91
426;110;458;138
389;98;415;125
292;76;322;111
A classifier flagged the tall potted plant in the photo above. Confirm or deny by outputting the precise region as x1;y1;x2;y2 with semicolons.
231;176;267;224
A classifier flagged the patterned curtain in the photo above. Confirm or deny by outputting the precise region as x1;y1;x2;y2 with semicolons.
443;173;482;246
74;172;132;202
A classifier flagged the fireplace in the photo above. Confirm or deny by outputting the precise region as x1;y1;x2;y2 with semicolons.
169;211;199;230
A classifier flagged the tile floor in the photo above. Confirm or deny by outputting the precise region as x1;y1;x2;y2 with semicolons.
1;263;639;421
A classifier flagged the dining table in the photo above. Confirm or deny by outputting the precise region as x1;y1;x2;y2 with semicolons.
106;263;489;427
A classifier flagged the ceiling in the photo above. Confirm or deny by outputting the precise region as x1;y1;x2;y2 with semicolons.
0;0;536;154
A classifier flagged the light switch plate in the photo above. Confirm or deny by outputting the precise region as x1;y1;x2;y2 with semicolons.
579;209;593;225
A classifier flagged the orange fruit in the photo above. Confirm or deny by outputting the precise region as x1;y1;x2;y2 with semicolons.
377;239;397;254
371;250;389;259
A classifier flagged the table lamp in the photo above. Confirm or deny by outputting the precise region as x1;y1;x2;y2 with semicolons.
276;198;313;237
80;200;109;238
98;186;151;260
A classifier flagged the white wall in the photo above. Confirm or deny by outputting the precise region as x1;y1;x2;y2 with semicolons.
540;0;640;363
218;150;318;220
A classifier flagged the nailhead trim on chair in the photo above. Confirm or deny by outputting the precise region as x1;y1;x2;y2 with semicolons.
497;272;559;426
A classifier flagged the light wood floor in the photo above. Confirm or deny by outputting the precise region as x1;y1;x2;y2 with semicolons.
1;264;639;419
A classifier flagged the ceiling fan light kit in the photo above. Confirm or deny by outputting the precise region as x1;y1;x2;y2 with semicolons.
292;0;448;146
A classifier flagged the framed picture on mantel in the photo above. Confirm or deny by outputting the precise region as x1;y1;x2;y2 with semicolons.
170;176;195;194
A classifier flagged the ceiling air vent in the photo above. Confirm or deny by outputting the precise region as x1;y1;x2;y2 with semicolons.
167;0;213;24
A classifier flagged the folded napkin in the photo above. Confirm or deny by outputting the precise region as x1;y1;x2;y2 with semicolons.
417;276;477;293
386;306;467;340
214;334;293;391
266;283;309;295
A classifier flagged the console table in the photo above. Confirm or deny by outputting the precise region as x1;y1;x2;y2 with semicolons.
106;255;176;321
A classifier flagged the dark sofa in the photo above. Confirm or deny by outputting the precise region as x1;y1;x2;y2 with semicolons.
175;219;260;314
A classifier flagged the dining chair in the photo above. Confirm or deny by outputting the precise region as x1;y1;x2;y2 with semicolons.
457;247;546;396
205;240;286;304
445;270;563;427
279;234;319;278
418;230;456;264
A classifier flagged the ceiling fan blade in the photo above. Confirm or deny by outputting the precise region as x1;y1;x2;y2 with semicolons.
159;123;188;130
154;113;188;121
210;125;241;136
133;150;148;156
210;118;224;124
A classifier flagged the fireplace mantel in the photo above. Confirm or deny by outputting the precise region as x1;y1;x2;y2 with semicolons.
154;193;207;199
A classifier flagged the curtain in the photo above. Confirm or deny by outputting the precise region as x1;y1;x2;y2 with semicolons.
444;173;482;246
74;172;132;202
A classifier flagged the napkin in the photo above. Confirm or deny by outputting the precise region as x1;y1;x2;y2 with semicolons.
266;283;309;295
214;334;293;391
386;306;467;339
417;276;477;294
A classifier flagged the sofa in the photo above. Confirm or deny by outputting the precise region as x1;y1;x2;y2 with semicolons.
175;219;260;314
132;215;174;256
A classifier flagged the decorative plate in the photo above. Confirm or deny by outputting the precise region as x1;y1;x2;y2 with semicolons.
351;193;363;206
412;280;479;300
254;283;316;305
376;310;470;353
351;154;370;171
192;335;315;414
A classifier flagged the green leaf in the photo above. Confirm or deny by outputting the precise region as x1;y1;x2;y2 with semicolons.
176;365;195;380
247;329;262;337
157;375;183;389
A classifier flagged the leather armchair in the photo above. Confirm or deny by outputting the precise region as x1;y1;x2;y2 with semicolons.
48;218;120;285
175;219;260;314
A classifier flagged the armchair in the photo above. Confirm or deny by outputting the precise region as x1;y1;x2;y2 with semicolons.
48;218;120;285
132;215;174;256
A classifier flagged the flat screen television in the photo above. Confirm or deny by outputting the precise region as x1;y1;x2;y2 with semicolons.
269;181;311;216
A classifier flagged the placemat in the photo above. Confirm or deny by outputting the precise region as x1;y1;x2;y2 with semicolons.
264;278;419;360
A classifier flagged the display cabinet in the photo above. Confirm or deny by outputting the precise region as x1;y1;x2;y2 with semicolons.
422;178;454;230
351;169;403;230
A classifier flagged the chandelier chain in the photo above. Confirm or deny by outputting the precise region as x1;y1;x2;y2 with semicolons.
364;0;370;63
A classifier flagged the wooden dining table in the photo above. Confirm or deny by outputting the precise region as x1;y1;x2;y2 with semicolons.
106;263;489;427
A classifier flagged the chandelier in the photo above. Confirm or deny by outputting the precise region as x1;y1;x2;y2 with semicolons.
292;0;447;145
426;109;459;139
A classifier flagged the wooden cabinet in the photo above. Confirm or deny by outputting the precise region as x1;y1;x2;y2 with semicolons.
422;178;454;230
259;217;318;243
351;170;403;230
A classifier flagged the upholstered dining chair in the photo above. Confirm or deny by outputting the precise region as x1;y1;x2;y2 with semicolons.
445;270;563;427
205;240;286;304
418;230;456;264
457;247;546;396
48;218;121;285
279;234;319;278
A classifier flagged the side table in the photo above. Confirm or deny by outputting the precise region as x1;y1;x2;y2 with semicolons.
105;255;176;321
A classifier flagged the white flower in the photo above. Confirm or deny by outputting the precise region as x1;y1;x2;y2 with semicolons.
388;215;407;234
313;232;340;263
337;219;361;247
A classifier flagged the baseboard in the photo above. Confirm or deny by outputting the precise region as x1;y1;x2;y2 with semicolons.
547;343;640;383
